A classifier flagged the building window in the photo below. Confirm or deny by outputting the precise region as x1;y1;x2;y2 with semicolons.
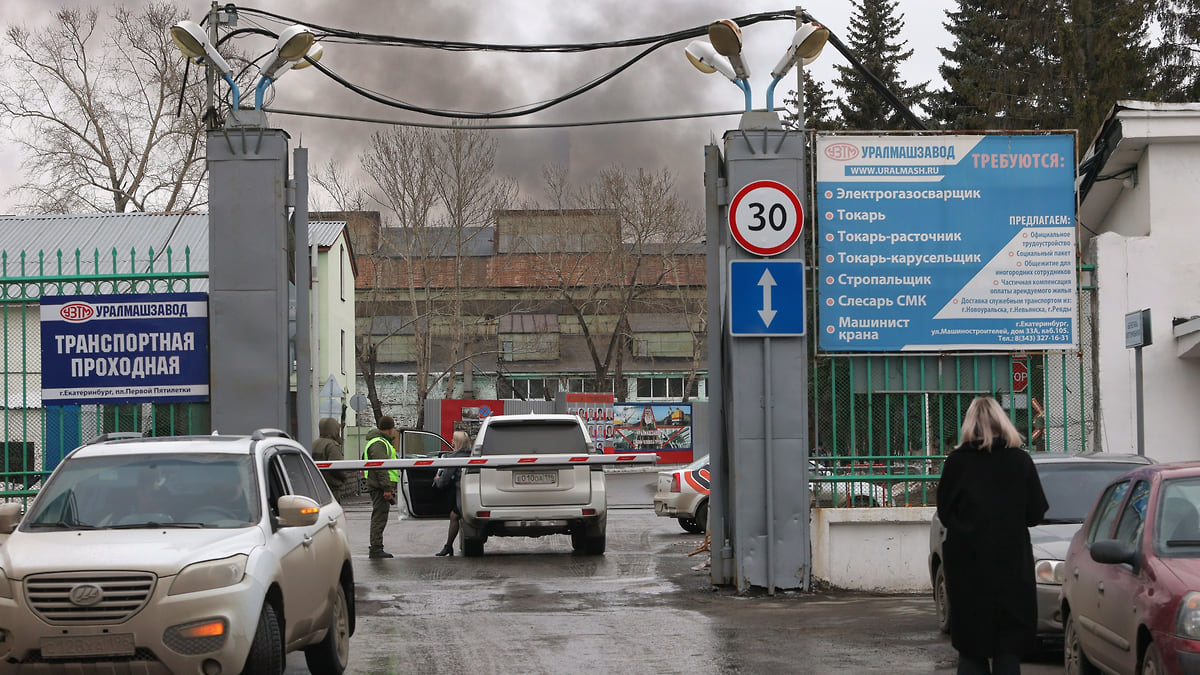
565;377;614;394
498;378;558;401
635;376;699;400
340;330;346;374
339;246;345;301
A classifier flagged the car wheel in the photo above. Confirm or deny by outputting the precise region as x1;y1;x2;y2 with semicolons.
241;602;283;675
678;517;703;533
694;501;709;532
933;564;951;634
303;582;350;675
1064;611;1100;675
1141;641;1164;675
463;536;485;557
583;520;606;555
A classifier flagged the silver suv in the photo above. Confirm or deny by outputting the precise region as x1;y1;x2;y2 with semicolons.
0;430;355;674
459;414;607;556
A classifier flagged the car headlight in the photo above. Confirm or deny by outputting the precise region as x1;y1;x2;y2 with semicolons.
168;554;248;596
1034;559;1065;585
1177;592;1200;638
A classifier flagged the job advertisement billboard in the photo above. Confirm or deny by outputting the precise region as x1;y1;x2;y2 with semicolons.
816;134;1077;351
41;292;209;405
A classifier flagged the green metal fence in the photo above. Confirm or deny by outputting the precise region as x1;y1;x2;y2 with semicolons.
0;248;208;502
810;279;1095;507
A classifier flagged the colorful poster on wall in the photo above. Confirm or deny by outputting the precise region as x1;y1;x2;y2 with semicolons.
613;403;692;464
564;392;614;453
438;399;504;440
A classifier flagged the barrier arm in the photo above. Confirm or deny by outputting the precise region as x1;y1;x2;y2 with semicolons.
315;453;659;471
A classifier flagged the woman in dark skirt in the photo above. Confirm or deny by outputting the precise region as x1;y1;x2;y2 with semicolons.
937;396;1049;675
434;431;472;557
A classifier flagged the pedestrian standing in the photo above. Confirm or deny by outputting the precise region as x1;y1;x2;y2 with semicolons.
434;430;472;556
311;417;349;501
936;396;1049;675
363;415;400;559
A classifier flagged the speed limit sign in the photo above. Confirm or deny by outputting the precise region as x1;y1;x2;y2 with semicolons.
728;180;803;256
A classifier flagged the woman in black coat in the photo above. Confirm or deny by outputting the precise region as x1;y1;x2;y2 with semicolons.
936;396;1049;675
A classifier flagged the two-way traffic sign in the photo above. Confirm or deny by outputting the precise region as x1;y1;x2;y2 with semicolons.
729;260;806;336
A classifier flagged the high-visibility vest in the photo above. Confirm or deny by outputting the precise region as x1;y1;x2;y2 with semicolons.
362;436;399;483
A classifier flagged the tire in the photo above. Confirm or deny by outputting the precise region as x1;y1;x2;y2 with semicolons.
933;564;951;634
1141;641;1164;675
678;517;703;534
463;536;485;557
694;501;709;532
303;583;351;675
584;520;606;555
1064;611;1100;675
241;603;283;675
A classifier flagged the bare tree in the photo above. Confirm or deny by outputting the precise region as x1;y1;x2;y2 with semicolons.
311;158;367;212
534;165;703;399
358;125;517;425
0;4;208;213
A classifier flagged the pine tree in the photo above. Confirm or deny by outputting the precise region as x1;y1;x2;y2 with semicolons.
932;1;1069;131
782;75;841;131
1150;0;1200;100
1059;0;1155;144
831;0;929;130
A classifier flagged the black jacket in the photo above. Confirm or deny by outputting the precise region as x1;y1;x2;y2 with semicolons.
936;439;1049;657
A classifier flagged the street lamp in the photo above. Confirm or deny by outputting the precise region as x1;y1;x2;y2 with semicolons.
169;20;240;105
766;22;829;112
254;25;319;110
684;40;750;112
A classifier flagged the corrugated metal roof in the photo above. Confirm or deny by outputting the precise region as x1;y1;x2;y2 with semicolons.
628;313;691;332
0;213;346;276
308;220;347;248
381;226;494;257
499;314;558;334
0;213;211;276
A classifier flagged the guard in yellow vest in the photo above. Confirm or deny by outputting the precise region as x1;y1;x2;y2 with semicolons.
363;415;400;559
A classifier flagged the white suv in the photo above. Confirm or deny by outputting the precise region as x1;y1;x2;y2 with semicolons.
459;414;607;556
0;429;355;674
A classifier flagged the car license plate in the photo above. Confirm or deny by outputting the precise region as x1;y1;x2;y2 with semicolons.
41;633;135;658
513;470;557;486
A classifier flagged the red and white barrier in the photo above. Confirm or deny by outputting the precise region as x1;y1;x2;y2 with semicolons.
315;453;659;471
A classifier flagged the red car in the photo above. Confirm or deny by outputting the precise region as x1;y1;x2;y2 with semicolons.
1062;462;1200;675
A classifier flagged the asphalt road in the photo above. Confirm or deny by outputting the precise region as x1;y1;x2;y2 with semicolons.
286;470;1065;674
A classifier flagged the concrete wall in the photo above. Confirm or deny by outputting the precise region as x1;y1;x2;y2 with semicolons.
811;507;936;592
1090;145;1200;462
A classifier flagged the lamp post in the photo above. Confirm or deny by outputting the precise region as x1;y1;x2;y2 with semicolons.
167;17;326;447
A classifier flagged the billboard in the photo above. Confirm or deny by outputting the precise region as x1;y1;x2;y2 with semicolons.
613;403;692;463
41;292;209;405
816;134;1077;351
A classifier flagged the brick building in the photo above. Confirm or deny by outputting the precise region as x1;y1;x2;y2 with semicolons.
315;209;707;425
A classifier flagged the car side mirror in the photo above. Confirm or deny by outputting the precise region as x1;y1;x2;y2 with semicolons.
0;502;21;534
1090;539;1138;566
276;494;321;528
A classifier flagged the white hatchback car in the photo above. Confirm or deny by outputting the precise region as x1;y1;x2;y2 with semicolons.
0;429;355;674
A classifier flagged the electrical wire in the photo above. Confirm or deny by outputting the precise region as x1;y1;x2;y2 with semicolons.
261;106;746;130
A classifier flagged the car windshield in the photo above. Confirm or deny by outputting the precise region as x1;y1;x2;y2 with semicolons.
480;421;590;455
24;453;260;530
1156;477;1200;554
1038;461;1146;523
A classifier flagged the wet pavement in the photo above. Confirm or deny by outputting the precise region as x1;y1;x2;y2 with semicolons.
286;471;1064;674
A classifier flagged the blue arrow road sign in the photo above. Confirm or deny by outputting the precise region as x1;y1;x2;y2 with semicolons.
730;260;806;337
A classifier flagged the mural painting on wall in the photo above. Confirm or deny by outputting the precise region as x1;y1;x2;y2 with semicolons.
564;392;614;453
614;403;692;463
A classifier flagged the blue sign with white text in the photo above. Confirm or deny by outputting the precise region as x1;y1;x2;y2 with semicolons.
815;134;1077;352
41;293;210;405
730;260;806;337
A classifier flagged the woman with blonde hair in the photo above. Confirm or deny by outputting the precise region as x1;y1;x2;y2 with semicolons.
433;430;472;557
937;396;1048;675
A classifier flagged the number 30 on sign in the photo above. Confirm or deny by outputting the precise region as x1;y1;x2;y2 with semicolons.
728;180;804;256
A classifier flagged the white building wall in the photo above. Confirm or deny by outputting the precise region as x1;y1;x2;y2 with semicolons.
1091;140;1200;462
316;238;358;427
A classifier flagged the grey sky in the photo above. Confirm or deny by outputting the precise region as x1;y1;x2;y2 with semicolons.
0;1;954;216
